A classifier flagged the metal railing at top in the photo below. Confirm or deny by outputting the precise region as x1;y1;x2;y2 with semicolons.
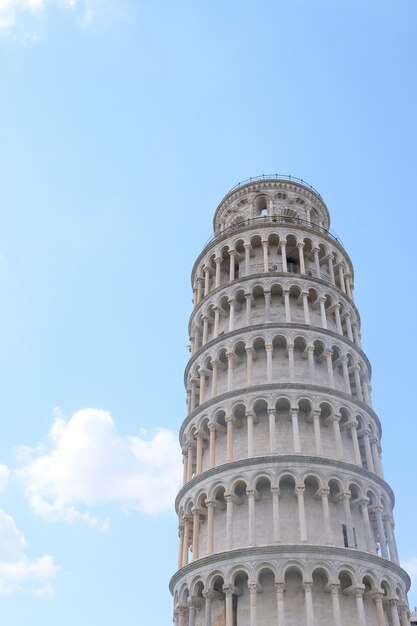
221;174;322;201
203;214;343;249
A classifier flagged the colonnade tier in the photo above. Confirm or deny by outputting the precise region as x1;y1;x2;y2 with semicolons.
175;457;396;569
170;546;410;626
189;274;362;352
191;224;355;309
185;325;371;415
180;392;383;485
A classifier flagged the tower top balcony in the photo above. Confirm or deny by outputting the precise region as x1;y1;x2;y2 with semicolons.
213;175;330;235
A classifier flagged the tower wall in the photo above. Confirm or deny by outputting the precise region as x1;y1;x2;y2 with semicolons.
170;177;411;626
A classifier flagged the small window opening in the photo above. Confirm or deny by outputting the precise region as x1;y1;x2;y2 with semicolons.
286;257;300;274
342;523;349;547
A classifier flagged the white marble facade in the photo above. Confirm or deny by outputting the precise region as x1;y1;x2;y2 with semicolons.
170;177;411;626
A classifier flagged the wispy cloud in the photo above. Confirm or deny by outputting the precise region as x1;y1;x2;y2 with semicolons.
16;408;182;530
0;508;59;595
0;0;117;36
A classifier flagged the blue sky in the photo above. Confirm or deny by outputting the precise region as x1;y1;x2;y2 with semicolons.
0;0;416;623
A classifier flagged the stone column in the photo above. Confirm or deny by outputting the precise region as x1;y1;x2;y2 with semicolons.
374;505;389;559
352;321;361;346
262;240;269;272
271;487;281;543
226;352;234;391
330;584;342;626
307;345;316;380
266;343;273;382
344;312;354;342
332;414;344;459
246;347;253;385
204;267;210;296
291;409;301;453
359;498;375;553
326;350;335;387
349;421;362;466
361;429;375;472
328;254;336;284
345;272;353;299
196;277;203;304
211;359;218;397
303;582;315;626
302;291;311;324
283;289;291;322
201;315;208;346
228;299;235;332
203;592;212;626
199;370;206;405
247;488;256;546
384;514;400;564
182;516;190;566
178;606;187;626
371;437;383;477
268;407;277;453
288;344;295;381
206;500;215;555
313;247;321;278
229;250;236;281
320;487;333;544
196;431;203;474
341;490;355;547
319;296;328;329
208;422;216;469
178;523;184;569
249;583;258;626
353;365;363;401
280;240;287;272
191;508;201;560
182;449;188;484
275;583;286;626
213;307;220;338
399;603;410;626
244;243;251;276
224;587;233;626
215;256;221;288
354;587;367;626
296;485;307;542
264;290;271;321
190;378;197;411
297;242;306;273
361;375;372;405
313;410;323;455
338;263;346;293
334;303;343;334
246;411;254;456
226;416;235;462
225;493;234;549
186;443;194;481
372;591;386;626
342;357;352;394
389;599;401;626
245;293;252;326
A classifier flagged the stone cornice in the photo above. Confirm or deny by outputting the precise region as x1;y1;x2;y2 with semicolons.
179;383;382;440
169;544;410;593
174;454;394;512
185;320;370;383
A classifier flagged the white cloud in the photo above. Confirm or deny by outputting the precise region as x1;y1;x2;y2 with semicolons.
0;0;112;35
0;508;59;595
0;464;10;492
16;408;182;529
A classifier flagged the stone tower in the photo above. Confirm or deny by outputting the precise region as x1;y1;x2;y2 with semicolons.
170;176;411;626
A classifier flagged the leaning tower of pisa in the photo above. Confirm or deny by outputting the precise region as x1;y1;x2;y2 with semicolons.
170;176;411;626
